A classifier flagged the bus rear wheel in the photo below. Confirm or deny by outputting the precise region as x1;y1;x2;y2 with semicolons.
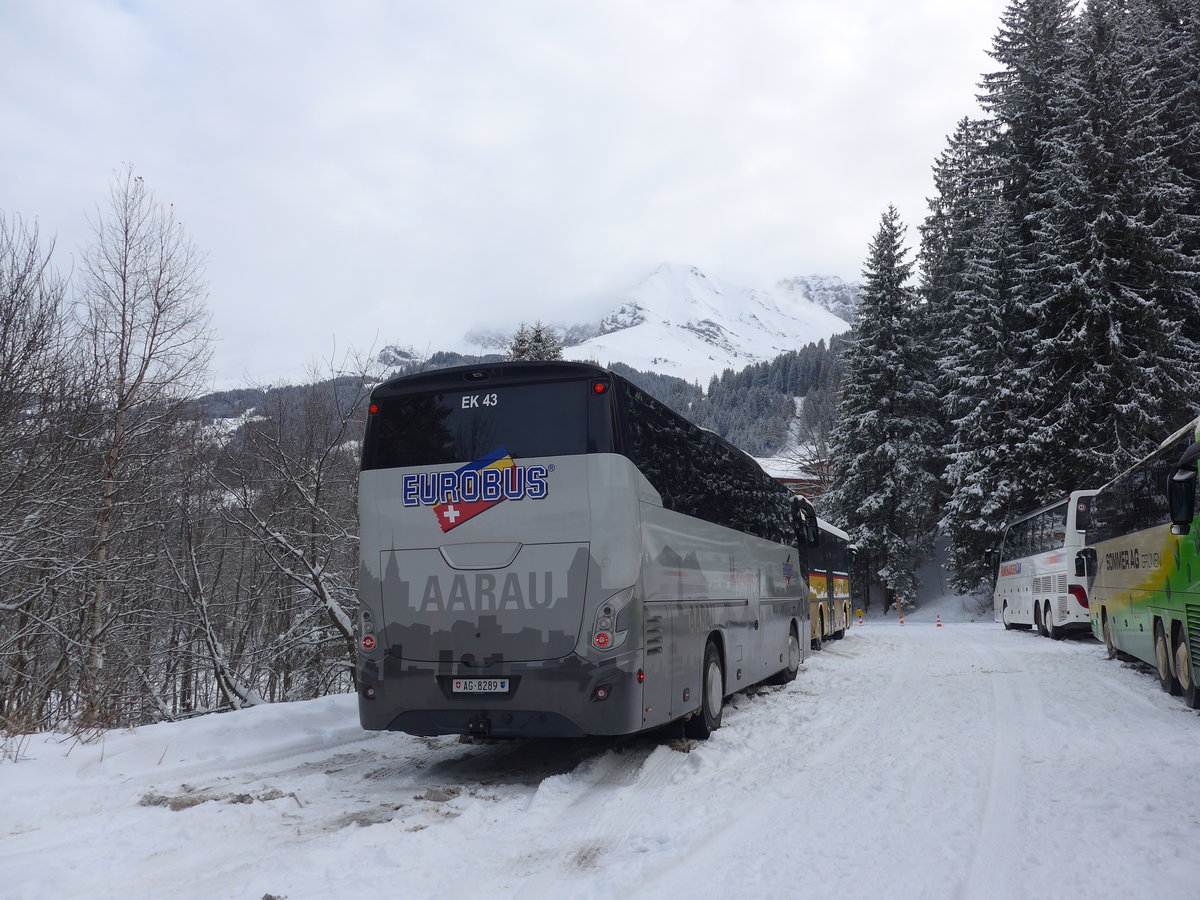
1174;633;1200;709
1154;622;1179;695
1043;602;1062;640
684;640;724;739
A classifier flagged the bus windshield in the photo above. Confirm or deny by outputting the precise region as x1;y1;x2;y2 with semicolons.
363;379;601;470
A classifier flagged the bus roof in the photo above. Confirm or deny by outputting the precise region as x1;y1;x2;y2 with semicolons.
371;360;613;398
816;517;850;542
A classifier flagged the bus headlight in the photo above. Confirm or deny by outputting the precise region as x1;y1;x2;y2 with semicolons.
591;588;634;652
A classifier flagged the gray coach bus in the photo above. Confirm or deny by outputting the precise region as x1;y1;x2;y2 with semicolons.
356;360;813;739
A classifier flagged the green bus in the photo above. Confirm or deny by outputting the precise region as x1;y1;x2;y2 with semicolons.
1077;416;1200;707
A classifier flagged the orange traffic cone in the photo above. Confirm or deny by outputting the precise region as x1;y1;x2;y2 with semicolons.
899;611;905;626
857;613;864;626
936;615;943;628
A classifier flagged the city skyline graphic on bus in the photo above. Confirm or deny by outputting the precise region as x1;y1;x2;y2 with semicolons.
419;447;550;533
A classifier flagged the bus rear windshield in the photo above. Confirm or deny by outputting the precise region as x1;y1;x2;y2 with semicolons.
363;380;600;470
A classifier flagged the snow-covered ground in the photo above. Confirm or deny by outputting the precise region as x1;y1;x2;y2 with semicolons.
4;595;1198;900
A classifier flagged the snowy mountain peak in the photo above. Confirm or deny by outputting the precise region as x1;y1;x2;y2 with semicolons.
562;263;852;384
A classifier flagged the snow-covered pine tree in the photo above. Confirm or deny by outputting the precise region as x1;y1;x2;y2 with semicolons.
919;117;996;327
917;117;1000;512
978;0;1077;353
1024;0;1200;491
528;320;564;361
939;197;1041;593
980;0;1076;238
829;207;942;609
506;322;532;360
1149;0;1200;256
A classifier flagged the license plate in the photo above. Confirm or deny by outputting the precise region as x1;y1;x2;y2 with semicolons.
451;678;510;694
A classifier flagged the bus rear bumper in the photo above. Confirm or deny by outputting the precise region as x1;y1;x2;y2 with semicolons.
358;652;644;738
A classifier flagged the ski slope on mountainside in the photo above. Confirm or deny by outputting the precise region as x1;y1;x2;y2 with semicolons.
3;597;1198;900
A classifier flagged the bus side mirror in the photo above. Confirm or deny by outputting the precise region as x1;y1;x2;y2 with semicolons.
1169;470;1195;535
983;548;998;569
790;496;820;547
1074;548;1097;578
1169;441;1200;536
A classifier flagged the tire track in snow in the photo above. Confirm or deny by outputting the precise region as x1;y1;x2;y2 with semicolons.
955;646;1035;900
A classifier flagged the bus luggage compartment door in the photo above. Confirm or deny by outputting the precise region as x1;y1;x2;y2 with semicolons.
378;543;590;663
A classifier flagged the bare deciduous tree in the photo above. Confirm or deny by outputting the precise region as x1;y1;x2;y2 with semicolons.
0;213;75;737
76;166;212;721
219;353;378;698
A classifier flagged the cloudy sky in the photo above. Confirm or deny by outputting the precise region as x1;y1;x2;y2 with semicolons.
3;0;1009;387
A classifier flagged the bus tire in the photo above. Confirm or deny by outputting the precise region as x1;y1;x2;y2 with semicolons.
1154;621;1179;695
1002;601;1015;631
684;640;724;739
1035;604;1048;637
1174;633;1200;710
1102;611;1116;659
768;626;800;685
1045;602;1063;640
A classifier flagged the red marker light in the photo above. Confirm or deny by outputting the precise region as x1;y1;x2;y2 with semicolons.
591;381;608;395
1068;584;1089;609
361;635;376;651
368;403;379;415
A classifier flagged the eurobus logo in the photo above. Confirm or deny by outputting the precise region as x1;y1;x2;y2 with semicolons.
400;447;549;533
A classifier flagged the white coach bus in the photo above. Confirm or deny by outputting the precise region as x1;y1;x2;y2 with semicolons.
993;490;1098;638
356;361;814;739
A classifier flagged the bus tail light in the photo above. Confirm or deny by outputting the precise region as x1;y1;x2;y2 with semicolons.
361;634;376;651
1068;585;1089;609
591;588;633;652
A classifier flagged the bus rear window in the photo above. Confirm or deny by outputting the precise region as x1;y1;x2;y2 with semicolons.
362;380;597;470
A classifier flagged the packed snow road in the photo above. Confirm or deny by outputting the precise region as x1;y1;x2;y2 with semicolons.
3;612;1199;900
